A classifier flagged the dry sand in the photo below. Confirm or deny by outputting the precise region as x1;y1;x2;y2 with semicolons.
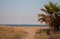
0;26;60;39
16;26;49;39
0;26;49;39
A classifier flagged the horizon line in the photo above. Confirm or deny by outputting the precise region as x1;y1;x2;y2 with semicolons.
0;24;46;26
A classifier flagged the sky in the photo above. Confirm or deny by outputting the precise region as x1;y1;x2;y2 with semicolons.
0;0;60;24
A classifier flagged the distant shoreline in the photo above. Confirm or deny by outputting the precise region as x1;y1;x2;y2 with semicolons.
0;24;46;26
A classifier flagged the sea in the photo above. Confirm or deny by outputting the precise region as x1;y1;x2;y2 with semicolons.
0;24;46;26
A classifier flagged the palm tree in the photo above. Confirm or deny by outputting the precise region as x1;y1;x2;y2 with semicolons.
38;2;60;32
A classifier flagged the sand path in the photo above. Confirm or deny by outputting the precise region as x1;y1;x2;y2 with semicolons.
19;27;49;39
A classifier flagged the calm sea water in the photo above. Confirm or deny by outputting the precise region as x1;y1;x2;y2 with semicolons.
0;24;46;26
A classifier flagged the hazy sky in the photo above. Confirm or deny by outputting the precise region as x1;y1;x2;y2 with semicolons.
0;0;60;24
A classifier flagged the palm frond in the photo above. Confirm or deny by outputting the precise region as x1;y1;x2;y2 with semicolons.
42;2;60;15
38;14;50;23
49;2;60;12
38;14;49;18
38;18;45;22
41;9;48;13
44;5;53;14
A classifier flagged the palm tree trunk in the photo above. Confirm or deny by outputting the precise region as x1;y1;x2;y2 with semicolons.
49;14;55;33
54;14;60;32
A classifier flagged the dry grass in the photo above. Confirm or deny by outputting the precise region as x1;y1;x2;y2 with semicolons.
0;26;28;39
34;29;60;39
0;26;60;39
48;32;60;39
